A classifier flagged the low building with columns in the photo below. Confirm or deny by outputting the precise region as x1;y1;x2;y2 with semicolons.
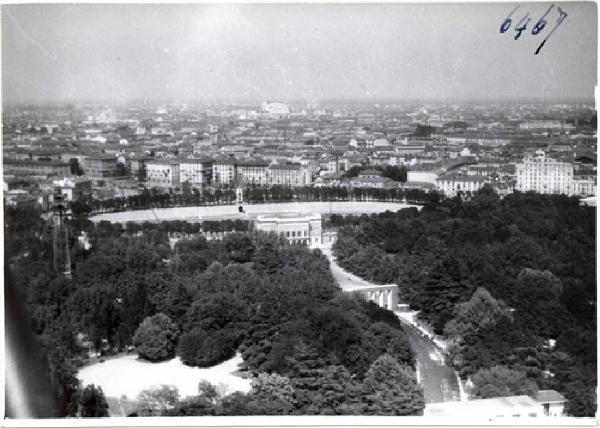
254;213;322;247
345;284;398;311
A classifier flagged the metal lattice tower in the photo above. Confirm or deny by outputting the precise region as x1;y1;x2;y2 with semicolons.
51;193;72;278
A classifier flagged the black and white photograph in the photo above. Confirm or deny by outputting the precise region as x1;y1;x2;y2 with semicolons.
2;2;597;423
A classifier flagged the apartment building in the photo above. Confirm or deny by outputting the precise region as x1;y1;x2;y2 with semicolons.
84;155;117;180
268;164;311;187
3;159;71;177
515;150;574;195
180;158;213;188
237;159;269;187
146;159;181;188
212;159;237;186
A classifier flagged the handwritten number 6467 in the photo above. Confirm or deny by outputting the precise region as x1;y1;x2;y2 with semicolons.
500;4;568;55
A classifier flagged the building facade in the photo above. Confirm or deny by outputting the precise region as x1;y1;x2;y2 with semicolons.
436;173;486;196
212;160;237;186
254;213;322;247
84;155;117;180
3;159;71;177
515;151;574;195
268;164;311;187
237;160;269;187
146;160;181;188
572;176;597;196
180;158;213;188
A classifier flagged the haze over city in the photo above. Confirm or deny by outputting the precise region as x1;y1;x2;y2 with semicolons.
2;3;597;105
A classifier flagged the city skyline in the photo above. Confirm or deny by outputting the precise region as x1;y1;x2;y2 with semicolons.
2;3;597;106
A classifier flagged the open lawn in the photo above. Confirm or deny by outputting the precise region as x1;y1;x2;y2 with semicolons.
77;353;251;415
91;201;420;223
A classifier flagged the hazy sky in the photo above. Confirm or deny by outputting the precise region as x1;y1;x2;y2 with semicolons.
2;3;597;105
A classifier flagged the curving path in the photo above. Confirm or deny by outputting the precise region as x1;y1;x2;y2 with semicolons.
322;245;462;404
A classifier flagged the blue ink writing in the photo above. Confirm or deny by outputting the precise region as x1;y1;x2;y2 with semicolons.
500;6;520;33
514;13;531;40
499;4;568;55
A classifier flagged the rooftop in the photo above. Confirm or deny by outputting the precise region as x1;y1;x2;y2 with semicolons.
425;395;541;418
535;390;567;404
270;164;303;170
438;174;486;183
4;159;69;167
147;159;181;166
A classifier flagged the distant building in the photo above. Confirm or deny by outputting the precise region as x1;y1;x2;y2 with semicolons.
3;159;71;177
237;159;269;187
407;170;438;185
436;173;486;196
515;150;574;195
396;144;426;156
268;164;311;187
425;391;566;419
349;170;389;188
130;157;154;179
84;155;117;180
212;159;237;186
52;177;92;201
192;138;213;154
179;158;213;188
519;120;575;130
261;101;290;118
572;175;596;196
535;390;567;417
254;213;322;247
4;190;38;209
146;159;181;188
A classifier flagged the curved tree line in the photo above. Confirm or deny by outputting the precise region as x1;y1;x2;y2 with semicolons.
69;186;441;216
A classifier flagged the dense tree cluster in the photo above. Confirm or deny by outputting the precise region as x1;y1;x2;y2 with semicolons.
76;384;109;417
333;188;596;416
5;205;422;416
154;355;423;417
132;313;180;361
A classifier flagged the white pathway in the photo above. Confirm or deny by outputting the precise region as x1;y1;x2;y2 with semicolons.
77;353;251;400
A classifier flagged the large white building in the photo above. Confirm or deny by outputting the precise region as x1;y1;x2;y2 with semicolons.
515;151;574;195
254;213;322;247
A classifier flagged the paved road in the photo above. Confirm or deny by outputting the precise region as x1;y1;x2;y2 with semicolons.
321;246;372;290
323;246;461;403
398;318;461;403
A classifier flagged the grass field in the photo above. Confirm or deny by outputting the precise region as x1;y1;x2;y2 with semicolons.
77;353;251;415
